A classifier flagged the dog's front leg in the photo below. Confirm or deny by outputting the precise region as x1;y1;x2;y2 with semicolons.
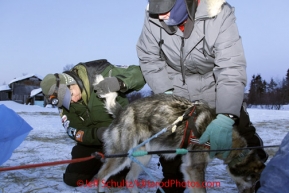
96;157;132;192
96;174;108;193
126;154;152;193
181;153;209;193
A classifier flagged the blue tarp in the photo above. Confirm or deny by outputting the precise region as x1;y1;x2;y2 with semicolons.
257;132;289;193
0;104;33;165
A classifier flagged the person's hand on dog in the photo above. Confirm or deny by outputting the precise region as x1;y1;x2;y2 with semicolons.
94;77;120;95
199;114;234;159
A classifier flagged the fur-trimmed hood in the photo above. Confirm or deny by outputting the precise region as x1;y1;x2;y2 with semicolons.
197;0;226;18
147;0;227;19
139;0;246;116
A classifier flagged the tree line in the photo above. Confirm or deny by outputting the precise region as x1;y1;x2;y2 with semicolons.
247;69;289;109
128;69;289;110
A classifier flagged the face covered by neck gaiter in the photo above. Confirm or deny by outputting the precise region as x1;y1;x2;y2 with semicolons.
164;0;188;26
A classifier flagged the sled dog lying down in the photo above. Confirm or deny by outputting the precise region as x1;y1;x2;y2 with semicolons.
94;76;265;193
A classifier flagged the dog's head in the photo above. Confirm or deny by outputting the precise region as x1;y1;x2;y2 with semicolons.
227;149;265;193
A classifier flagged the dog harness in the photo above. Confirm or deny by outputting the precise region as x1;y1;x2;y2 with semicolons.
170;104;253;165
170;104;210;149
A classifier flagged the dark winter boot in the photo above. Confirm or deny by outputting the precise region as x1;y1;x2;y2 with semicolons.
63;144;103;187
63;143;129;188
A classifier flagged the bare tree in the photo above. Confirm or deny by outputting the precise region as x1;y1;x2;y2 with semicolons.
63;64;74;71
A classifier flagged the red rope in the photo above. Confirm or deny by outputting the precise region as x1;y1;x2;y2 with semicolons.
0;155;95;172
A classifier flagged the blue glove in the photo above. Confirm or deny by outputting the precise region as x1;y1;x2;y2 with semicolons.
199;114;234;159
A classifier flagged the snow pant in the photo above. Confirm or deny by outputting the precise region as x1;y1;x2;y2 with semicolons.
156;155;185;193
157;102;268;193
63;143;129;187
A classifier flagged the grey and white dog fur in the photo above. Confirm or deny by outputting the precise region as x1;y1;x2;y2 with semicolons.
94;75;265;193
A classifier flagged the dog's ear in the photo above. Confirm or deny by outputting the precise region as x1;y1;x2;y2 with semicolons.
93;74;104;86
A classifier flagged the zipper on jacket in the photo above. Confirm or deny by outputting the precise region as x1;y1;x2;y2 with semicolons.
194;17;214;59
202;20;208;59
180;37;186;85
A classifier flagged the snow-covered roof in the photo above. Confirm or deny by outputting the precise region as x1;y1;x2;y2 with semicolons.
0;85;11;92
30;88;43;97
8;73;44;86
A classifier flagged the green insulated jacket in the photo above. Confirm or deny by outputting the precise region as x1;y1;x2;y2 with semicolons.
59;59;145;145
137;0;246;117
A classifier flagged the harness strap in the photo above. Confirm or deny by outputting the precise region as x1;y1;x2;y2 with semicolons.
180;106;196;148
169;103;210;149
179;105;211;149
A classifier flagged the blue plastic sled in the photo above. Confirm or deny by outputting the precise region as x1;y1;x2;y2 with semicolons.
0;104;33;165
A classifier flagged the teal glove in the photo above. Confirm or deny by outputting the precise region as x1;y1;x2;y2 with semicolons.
199;114;234;159
164;90;173;94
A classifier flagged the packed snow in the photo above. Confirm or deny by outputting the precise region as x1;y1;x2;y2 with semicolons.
0;101;288;193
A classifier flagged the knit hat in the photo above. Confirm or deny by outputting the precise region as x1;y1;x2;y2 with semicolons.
149;0;177;14
40;73;76;110
163;0;188;26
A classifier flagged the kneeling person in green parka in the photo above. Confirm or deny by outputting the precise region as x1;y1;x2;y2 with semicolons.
40;59;146;187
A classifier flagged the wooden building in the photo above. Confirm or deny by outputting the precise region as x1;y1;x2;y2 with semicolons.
0;74;44;105
0;85;11;101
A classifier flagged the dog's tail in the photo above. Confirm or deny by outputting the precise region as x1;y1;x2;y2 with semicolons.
93;75;121;117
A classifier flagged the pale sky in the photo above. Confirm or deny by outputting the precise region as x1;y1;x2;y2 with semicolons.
1;0;288;89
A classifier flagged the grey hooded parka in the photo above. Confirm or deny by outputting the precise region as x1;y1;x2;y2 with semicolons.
136;0;247;117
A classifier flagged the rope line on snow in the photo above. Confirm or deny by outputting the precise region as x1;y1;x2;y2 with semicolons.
0;155;96;172
0;145;280;172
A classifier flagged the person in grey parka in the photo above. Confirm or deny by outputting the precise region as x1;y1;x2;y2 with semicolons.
136;0;268;192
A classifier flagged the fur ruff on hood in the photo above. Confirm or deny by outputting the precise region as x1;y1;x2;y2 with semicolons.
147;0;227;18
206;0;226;17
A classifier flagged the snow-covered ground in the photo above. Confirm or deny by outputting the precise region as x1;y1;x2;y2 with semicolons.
0;101;288;193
